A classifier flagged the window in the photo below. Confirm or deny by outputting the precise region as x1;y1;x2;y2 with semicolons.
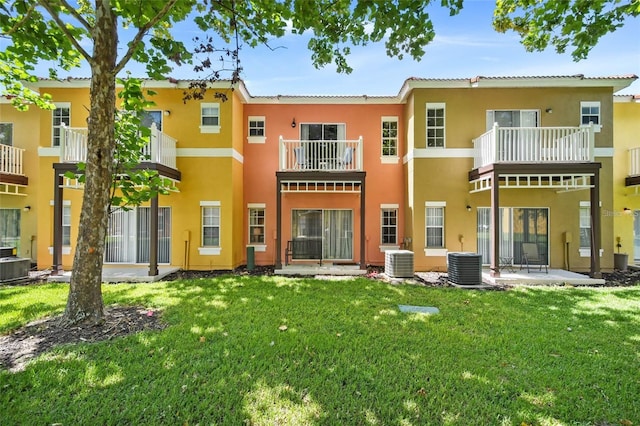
200;103;220;133
141;110;162;131
425;203;445;247
0;123;13;146
52;103;70;146
62;205;71;246
580;101;601;130
0;209;20;253
426;103;445;147
249;207;265;244
202;205;220;247
381;207;398;245
486;110;539;130
381;117;398;157
578;202;592;258
301;123;344;141
248;116;266;144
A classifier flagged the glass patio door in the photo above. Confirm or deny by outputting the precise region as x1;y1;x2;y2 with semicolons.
105;207;171;263
634;211;640;263
291;209;353;261
477;207;548;265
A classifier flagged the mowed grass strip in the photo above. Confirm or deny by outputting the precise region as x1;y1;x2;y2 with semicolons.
1;276;639;425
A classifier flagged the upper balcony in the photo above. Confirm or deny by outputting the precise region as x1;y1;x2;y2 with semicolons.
472;124;595;170
60;124;177;169
627;147;640;187
279;136;363;172
0;144;28;191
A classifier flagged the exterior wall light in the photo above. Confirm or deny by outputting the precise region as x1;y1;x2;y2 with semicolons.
291;118;296;128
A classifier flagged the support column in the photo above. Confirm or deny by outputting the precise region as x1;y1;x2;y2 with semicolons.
275;176;282;268
590;170;601;278
148;195;159;276
490;170;500;277
51;171;64;275
359;177;366;269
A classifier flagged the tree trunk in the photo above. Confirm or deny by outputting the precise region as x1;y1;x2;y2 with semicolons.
62;0;118;326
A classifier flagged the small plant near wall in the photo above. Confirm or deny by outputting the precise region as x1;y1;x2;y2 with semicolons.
616;236;623;253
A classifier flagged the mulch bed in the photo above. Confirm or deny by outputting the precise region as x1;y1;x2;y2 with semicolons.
0;306;165;373
1;266;637;373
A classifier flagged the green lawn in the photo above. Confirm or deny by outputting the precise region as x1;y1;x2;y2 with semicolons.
1;276;639;425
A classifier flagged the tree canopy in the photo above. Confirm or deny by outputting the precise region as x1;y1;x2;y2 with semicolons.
1;0;637;326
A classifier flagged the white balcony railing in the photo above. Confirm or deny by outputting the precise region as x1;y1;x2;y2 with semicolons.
472;124;595;169
60;123;177;169
279;136;363;171
0;144;25;176
629;147;640;177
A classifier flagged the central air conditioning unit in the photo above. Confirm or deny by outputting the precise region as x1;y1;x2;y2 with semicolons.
0;247;31;284
447;252;482;286
385;250;414;278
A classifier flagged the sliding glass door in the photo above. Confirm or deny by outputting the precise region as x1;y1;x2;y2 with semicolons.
105;207;171;263
477;207;548;265
292;209;353;261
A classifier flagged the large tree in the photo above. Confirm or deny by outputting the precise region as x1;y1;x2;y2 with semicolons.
1;0;636;326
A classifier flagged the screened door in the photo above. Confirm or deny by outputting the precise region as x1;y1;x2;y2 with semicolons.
478;207;548;265
105;207;171;263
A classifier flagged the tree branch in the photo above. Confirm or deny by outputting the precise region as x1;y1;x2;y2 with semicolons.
58;0;93;32
114;0;179;74
4;3;36;36
37;0;93;62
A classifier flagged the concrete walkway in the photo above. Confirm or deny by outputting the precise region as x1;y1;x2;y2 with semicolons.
47;266;180;283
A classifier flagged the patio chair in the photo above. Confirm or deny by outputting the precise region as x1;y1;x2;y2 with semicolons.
294;146;306;169
520;242;548;273
338;146;353;169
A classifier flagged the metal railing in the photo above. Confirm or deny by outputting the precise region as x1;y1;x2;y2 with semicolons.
473;123;595;169
60;123;177;169
0;144;25;175
279;136;363;171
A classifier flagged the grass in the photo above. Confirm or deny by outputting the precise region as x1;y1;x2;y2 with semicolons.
1;276;639;425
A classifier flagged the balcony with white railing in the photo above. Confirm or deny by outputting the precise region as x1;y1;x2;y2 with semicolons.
472;123;595;169
629;147;640;178
0;144;25;176
60;123;177;169
279;136;363;172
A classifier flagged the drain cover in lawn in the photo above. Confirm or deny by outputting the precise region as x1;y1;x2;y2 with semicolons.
398;305;440;315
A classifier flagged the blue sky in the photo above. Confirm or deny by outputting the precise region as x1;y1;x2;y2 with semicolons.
8;1;640;96
216;1;640;96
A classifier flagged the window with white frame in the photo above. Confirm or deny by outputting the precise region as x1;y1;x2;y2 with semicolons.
0;208;20;251
426;103;445;147
425;203;445;247
0;123;13;146
381;207;398;245
486;110;539;130
580;101;601;130
202;204;220;246
249;207;265;244
141;110;162;131
200;103;220;133
248;116;265;139
579;202;591;256
52;103;70;146
381;117;398;157
62;205;71;246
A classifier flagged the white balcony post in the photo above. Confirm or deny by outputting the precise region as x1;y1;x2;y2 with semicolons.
60;123;67;162
150;123;159;163
358;136;363;169
588;122;595;161
279;136;285;170
491;122;499;163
